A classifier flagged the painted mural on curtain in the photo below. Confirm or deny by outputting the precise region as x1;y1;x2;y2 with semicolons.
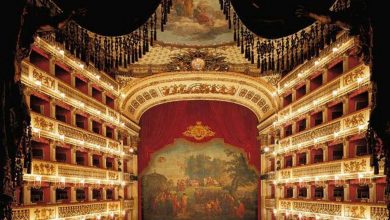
142;139;258;220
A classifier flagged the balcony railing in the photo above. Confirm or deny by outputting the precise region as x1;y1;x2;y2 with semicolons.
273;156;381;183
13;200;123;220
278;199;388;220
274;108;370;154
30;112;124;156
24;159;124;185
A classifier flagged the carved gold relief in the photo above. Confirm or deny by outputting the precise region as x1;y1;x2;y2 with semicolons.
344;113;366;128
33;116;54;131
344;205;367;218
33;162;56;175
183;121;215;140
108;202;120;211
34;208;55;220
343;65;366;86
160;84;237;96
108;172;119;180
279;201;291;210
344;159;367;173
280;170;291;179
32;69;55;89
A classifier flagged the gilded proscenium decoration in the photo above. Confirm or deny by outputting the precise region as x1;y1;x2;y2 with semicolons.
183;121;215;141
160;84;237;96
120;72;278;123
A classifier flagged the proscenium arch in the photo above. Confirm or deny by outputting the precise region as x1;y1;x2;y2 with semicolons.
120;72;278;123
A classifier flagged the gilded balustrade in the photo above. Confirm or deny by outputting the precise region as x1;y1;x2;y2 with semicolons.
26;160;122;184
276;156;371;181
13;201;122;220
278;199;387;219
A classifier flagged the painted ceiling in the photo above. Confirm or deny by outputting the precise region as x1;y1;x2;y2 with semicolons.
157;0;233;46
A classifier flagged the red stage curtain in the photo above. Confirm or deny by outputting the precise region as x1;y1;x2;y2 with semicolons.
138;100;260;174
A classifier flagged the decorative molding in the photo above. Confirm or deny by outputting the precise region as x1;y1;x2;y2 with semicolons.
183;121;215;141
33;208;56;220
120;72;277;122
344;205;367;219
343;158;368;173
344;113;366;128
161;84;237;96
32;116;54;131
32;161;56;175
32;68;55;89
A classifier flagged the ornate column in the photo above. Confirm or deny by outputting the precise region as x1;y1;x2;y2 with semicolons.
293;185;297;198
49;98;56;118
70;107;76;127
70;187;76;203
323;145;328;162
87;152;93;167
102;187;107;200
49;141;56;162
344;184;350;202
49;185;56;204
342;95;350;115
370;182;376;203
23;186;31;205
324;183;329;200
48;55;56;75
102;154;107;169
70;146;76;165
70;70;76;87
87;187;93;201
342;54;349;72
343;138;350;159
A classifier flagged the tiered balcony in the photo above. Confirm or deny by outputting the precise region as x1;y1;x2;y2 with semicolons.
274;108;370;155
275;63;370;127
21;61;139;135
278;199;388;220
30;112;122;156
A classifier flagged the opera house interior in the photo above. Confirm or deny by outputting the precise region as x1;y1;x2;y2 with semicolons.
1;0;387;219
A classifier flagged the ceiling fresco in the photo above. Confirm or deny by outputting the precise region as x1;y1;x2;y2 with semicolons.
157;0;233;46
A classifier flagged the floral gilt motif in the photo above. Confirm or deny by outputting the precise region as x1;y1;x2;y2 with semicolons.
183;121;215;141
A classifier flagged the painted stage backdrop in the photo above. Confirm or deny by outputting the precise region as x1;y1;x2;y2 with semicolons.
142;139;258;220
